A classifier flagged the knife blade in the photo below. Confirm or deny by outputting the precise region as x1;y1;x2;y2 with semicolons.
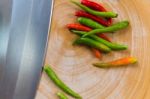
0;0;53;99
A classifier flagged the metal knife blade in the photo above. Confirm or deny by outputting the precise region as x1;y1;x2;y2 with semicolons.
0;0;53;99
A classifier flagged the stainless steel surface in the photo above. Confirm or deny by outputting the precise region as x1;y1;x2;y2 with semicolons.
0;0;53;99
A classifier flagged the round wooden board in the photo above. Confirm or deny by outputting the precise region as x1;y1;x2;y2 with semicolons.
35;0;150;99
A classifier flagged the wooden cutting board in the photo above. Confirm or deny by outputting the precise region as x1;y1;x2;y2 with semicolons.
35;0;150;99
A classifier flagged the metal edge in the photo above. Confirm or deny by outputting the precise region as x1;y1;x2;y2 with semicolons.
34;0;55;97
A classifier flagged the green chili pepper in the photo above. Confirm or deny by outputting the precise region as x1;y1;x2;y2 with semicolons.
78;17;105;29
73;37;111;53
82;21;129;37
44;65;82;99
57;92;68;99
71;0;118;18
71;30;127;50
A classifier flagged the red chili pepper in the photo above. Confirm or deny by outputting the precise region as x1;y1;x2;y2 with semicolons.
107;18;112;26
81;0;112;25
67;23;91;31
81;0;107;12
97;34;111;42
75;10;109;26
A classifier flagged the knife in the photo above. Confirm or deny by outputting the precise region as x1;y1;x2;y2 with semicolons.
0;0;53;99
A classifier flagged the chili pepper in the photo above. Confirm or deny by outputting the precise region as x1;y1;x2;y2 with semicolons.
67;23;91;31
93;57;137;68
44;65;82;99
67;23;111;42
78;17;105;29
71;0;118;18
67;24;110;58
77;17;112;42
81;0;113;25
71;30;127;50
97;33;111;42
75;11;110;26
92;48;102;59
57;92;68;99
81;0;107;12
73;37;111;53
107;18;112;26
82;20;129;37
71;17;111;41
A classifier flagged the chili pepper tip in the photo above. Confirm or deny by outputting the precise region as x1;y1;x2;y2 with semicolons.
116;13;118;17
57;92;68;99
44;65;49;71
130;57;137;64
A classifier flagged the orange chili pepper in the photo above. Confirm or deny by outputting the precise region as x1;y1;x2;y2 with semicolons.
93;57;137;68
92;48;102;59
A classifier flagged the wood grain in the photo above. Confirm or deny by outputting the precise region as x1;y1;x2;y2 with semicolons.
35;0;150;99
